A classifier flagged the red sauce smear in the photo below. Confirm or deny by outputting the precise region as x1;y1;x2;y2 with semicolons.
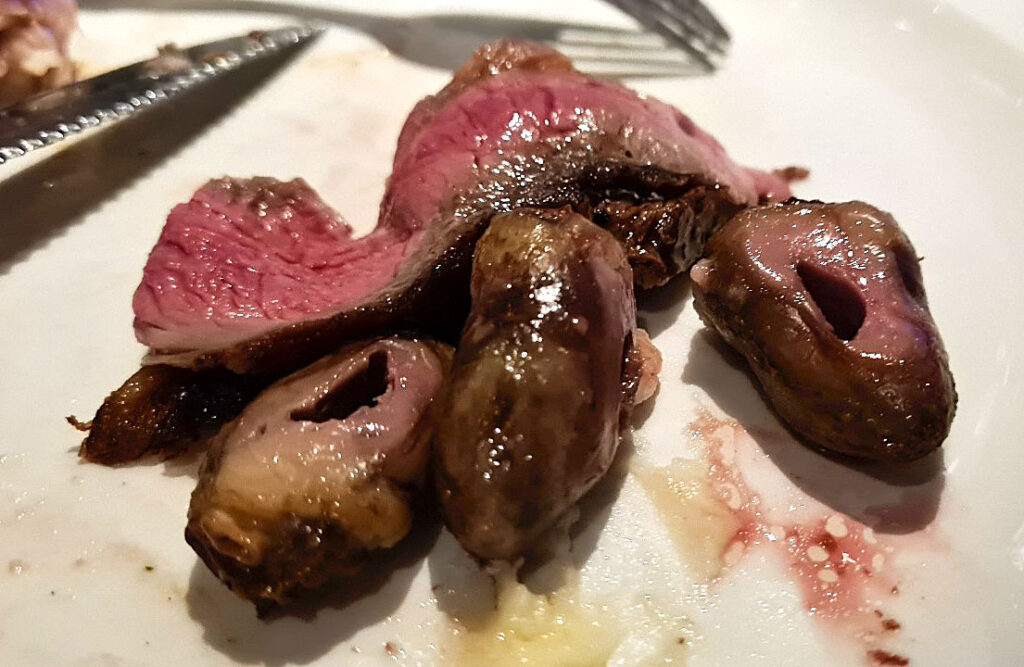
689;411;909;662
868;649;910;665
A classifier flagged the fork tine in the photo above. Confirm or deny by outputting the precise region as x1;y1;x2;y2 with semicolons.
557;27;671;51
687;0;731;43
652;0;730;44
604;0;717;70
553;47;706;79
555;41;696;66
644;0;728;54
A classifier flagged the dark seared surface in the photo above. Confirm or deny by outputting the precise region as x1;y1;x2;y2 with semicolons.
77;365;266;465
143;39;783;367
165;162;739;376
88;161;736;465
186;338;452;608
89;39;767;464
584;174;743;289
691;200;956;462
434;210;635;561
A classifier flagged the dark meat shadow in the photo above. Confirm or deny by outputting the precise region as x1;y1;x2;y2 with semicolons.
0;37;312;275
683;328;946;535
629;384;659;429
636;276;692;339
156;447;205;479
74;446;205;478
79;0;707;78
564;431;636;569
185;515;441;665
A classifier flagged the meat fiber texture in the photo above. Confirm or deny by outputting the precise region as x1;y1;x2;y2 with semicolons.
132;40;789;373
0;0;76;106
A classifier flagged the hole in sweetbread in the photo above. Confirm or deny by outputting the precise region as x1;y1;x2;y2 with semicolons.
290;351;389;423
797;262;867;341
892;243;926;304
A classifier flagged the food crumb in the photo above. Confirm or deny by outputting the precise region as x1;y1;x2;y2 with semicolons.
144;565;155;572
806;545;829;562
773;166;811;182
384;641;398;656
868;648;909;665
825;515;849;538
817;569;839;583
8;560;27;574
65;415;92;432
882;619;901;632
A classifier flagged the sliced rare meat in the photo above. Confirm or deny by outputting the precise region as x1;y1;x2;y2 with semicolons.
185;337;452;608
690;200;956;462
434;209;640;561
85;40;789;465
134;40;789;373
0;0;76;106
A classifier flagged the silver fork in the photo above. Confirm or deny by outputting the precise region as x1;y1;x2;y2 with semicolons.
354;12;708;78
79;0;717;78
602;0;731;71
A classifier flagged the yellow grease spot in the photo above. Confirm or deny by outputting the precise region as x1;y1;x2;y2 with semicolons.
635;459;743;581
451;573;619;667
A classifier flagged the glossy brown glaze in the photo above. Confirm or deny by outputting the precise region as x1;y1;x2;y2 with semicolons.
434;210;636;561
77;365;266;465
584;176;743;289
89;39;771;465
185;337;452;608
691;200;955;462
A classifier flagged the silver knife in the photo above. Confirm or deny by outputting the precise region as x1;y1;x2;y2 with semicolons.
0;24;322;165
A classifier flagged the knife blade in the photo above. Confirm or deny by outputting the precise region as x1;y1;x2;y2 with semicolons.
0;24;322;165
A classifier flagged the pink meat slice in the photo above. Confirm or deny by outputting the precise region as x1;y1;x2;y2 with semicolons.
133;179;405;351
132;40;790;358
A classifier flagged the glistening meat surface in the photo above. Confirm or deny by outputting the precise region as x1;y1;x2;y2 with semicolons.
186;337;452;608
434;209;643;561
133;40;789;373
690;200;956;462
84;40;791;464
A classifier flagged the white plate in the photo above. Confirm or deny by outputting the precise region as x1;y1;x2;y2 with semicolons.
2;1;1022;664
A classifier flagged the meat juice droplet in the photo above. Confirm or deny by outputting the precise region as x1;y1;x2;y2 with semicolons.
655;412;907;657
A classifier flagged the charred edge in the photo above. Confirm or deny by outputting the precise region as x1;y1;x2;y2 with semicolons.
185;516;368;612
575;164;744;288
79;365;268;465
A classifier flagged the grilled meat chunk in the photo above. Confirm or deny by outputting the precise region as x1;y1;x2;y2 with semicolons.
434;210;638;561
135;40;785;370
690;200;956;462
88;39;786;464
185;337;452;607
